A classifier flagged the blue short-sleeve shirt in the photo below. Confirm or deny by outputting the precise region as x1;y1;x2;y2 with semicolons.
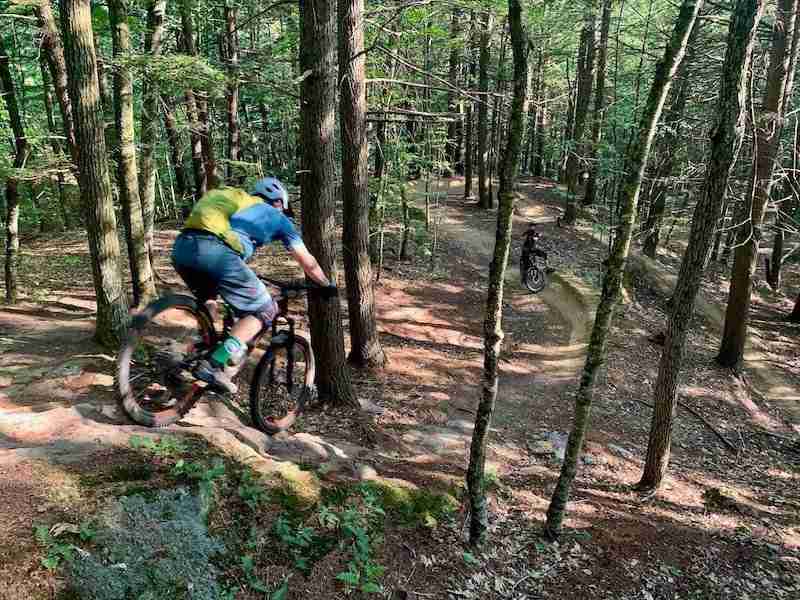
230;203;305;260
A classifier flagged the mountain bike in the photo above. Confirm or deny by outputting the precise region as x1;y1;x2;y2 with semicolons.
520;250;548;293
117;277;332;435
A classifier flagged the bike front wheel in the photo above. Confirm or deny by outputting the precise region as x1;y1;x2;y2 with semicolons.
250;336;316;435
117;295;217;427
524;265;547;293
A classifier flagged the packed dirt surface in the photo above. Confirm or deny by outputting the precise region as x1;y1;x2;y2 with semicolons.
1;176;799;599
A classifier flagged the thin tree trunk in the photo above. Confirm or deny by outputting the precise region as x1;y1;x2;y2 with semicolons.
545;0;704;536
464;16;477;201
717;0;799;369
338;0;386;369
299;0;357;404
533;45;548;177
224;4;240;183
161;96;189;203
60;0;129;346
39;55;70;230
446;8;464;175
34;0;77;163
640;0;763;491
139;0;167;259
0;38;27;304
642;51;694;258
466;0;528;546
477;11;493;209
583;0;612;206
563;3;597;224
181;0;218;190
109;0;156;307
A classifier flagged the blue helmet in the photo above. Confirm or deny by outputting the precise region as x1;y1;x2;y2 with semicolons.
252;177;289;211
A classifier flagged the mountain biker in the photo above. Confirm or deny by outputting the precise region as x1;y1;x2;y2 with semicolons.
522;223;548;269
171;177;335;394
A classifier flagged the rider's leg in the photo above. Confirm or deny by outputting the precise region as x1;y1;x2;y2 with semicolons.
195;254;276;394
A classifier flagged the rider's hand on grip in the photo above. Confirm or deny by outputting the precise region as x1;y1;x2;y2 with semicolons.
319;284;338;299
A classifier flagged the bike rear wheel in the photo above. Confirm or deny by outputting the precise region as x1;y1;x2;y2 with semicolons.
117;295;217;427
524;265;547;293
250;336;315;435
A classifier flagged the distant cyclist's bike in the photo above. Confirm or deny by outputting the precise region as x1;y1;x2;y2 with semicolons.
520;250;548;293
117;277;333;434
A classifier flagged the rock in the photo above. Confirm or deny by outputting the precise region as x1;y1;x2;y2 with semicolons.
445;418;474;433
359;398;385;415
0;376;12;388
546;431;568;460
582;455;598;465
609;444;635;460
355;463;378;480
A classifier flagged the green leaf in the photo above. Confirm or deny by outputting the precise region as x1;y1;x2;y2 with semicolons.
361;582;382;594
462;551;480;566
271;580;289;600
336;570;360;586
41;555;60;570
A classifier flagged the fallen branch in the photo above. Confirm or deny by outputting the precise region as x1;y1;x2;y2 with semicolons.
631;397;739;453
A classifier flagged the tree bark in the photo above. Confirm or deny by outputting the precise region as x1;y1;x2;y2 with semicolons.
181;0;218;190
109;0;156;307
717;0;799;369
446;8;464;174
466;0;528;546
338;0;386;369
583;0;612;206
545;0;704;536
464;16;477;201
139;0;167;259
299;0;357;405
563;3;597;224
60;0;129;347
790;292;800;322
224;3;240;183
39;55;71;230
640;0;764;491
0;37;28;304
477;10;493;209
161;95;189;203
642;50;694;258
34;0;77;164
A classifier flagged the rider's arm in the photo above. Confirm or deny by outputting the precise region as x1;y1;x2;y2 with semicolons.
291;245;331;287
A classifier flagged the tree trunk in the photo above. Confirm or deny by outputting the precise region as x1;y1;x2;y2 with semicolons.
563;3;597;224
640;0;764;491
34;0;77;163
60;0;129;347
545;0;704;536
533;46;548;178
224;4;240;183
338;0;386;369
768;105;800;289
299;0;357;404
0;37;28;304
109;0;156;308
477;11;493;209
181;0;218;190
446;8;464;175
39;55;71;230
161;96;189;203
464;18;477;201
642;52;694;258
790;292;800;322
466;0;528;546
583;0;612;206
139;0;167;259
717;0;799;369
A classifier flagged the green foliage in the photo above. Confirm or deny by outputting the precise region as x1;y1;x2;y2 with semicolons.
33;524;76;570
68;489;226;600
129;434;188;458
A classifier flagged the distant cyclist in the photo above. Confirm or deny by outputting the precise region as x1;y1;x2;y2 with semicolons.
171;177;335;394
522;223;549;270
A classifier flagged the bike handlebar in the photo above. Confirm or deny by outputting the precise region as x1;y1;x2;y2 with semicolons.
260;276;339;299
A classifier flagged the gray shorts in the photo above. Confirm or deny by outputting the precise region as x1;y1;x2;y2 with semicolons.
171;231;273;317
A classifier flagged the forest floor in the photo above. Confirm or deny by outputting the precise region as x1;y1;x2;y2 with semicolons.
0;177;799;599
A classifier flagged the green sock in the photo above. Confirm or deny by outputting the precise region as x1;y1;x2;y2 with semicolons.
210;336;245;368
